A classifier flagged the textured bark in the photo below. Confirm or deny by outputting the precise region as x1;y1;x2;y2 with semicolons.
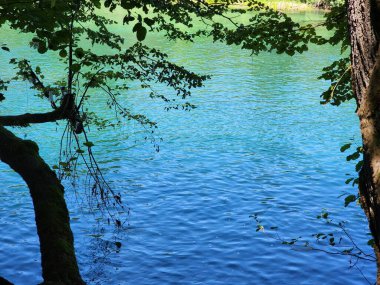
0;125;85;285
348;0;378;104
0;90;76;127
348;0;380;283
357;50;380;282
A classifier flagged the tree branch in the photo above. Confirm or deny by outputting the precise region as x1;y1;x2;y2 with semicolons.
0;108;67;127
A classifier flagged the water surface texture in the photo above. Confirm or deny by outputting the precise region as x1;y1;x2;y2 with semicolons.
0;12;375;285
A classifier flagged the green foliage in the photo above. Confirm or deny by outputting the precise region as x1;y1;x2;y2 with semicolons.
339;142;362;207
0;0;348;113
344;194;357;207
1;44;9;52
300;0;344;7
316;2;352;106
1;0;335;141
83;141;94;147
205;0;345;10
319;57;352;106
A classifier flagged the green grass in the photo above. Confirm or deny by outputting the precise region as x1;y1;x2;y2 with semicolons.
204;0;341;11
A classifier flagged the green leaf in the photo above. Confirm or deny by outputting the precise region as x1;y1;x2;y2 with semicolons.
346;152;360;161
55;30;71;44
137;25;147;41
74;48;84;59
1;46;10;52
59;49;67;57
132;22;140;33
345;178;354;184
344;195;357;207
144;18;155;27
104;0;112;8
91;0;101;9
355;160;363;172
123;15;135;24
71;63;81;72
340;143;351;152
133;23;147;41
37;42;48;54
76;149;85;154
83;141;94;147
120;0;135;9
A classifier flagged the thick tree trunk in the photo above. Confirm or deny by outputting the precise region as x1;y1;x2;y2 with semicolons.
357;50;380;283
348;0;380;283
0;125;85;285
347;0;378;103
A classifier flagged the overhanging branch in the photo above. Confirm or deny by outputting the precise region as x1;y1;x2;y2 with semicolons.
0;108;67;127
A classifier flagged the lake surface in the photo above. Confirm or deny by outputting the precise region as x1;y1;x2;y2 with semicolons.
0;11;376;285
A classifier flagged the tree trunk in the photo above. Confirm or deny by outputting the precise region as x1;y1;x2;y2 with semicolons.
0;125;85;285
357;50;380;283
0;276;13;285
348;0;380;282
347;0;378;104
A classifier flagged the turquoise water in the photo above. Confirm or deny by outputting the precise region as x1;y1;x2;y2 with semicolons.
0;12;376;284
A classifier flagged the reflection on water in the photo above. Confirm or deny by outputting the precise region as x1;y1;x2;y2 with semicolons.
0;12;375;285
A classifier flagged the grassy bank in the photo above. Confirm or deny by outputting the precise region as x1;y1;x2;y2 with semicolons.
205;0;343;11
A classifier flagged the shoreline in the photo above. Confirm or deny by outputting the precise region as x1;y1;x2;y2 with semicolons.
207;1;328;12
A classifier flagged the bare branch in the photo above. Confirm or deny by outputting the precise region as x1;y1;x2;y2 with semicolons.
0;109;67;127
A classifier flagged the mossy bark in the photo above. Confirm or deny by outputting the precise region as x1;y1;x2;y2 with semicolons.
0;125;85;285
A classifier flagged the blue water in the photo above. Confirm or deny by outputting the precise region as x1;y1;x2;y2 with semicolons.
0;12;376;285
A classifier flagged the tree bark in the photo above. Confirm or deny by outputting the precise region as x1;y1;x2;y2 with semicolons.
0;109;67;127
347;0;378;104
0;125;85;285
357;49;380;283
348;0;380;283
0;276;13;285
